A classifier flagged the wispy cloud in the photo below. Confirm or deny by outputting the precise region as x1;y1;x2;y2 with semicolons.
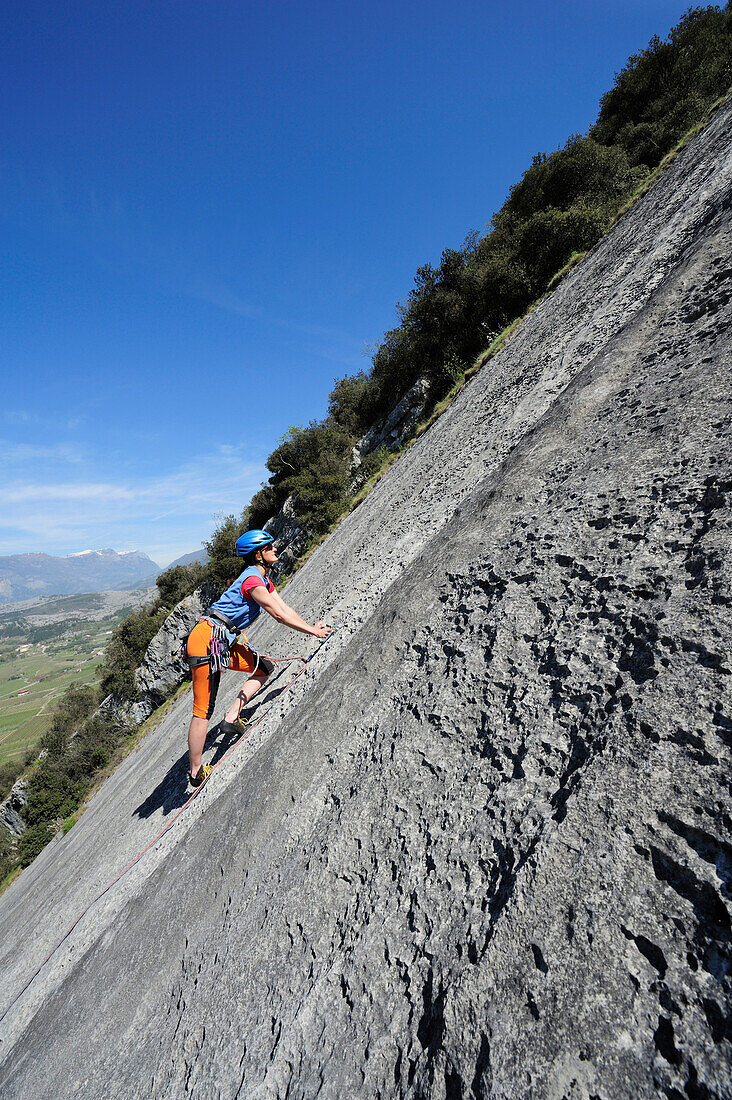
196;282;360;348
0;441;86;466
0;445;267;560
192;282;263;321
0;482;131;506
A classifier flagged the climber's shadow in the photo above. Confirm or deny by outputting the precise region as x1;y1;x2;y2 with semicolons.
132;723;233;818
133;751;192;819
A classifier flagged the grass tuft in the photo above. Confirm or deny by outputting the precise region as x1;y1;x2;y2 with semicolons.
0;864;22;896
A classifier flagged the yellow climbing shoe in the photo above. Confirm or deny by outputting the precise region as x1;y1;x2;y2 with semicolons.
188;764;212;788
220;716;249;737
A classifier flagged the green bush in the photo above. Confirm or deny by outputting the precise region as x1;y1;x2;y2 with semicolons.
592;5;732;166
246;484;284;532
155;562;206;609
287;423;354;535
511;206;606;293
18;824;54;868
24;758;85;827
432;352;466;392
99;605;168;700
49;682;97;735
328;372;373;436
358;447;390;483
244;421;355;538
496;137;644;227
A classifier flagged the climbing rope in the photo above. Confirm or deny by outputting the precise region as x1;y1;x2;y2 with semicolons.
0;627;337;1029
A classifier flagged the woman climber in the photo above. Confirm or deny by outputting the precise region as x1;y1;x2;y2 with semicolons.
185;528;331;786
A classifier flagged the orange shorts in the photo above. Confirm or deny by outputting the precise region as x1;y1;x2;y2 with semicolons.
187;619;266;720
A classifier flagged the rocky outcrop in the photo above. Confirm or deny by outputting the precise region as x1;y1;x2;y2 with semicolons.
350;376;431;488
264;496;309;580
96;583;217;728
0;101;730;1100
358;376;430;457
0;779;27;839
128;583;216;724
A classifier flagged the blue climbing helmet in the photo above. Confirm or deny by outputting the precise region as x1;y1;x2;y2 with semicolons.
235;529;274;557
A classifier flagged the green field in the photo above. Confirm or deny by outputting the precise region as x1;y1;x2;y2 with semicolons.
0;600;136;769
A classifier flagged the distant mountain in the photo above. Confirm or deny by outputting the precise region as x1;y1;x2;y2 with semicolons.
165;549;208;569
0;549;160;605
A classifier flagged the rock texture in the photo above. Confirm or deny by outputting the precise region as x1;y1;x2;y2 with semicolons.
0;779;27;839
127;583;216;724
350;376;431;488
265;496;310;580
0;102;730;1100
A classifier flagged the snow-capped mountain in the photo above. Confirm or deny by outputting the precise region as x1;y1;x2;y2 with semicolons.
0;549;160;604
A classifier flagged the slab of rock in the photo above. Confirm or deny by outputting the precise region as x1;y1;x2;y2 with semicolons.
0;101;730;1100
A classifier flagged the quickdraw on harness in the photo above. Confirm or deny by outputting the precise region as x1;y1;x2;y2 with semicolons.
180;609;239;675
207;620;231;674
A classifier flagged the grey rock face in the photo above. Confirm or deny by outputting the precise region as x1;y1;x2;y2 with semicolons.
0;779;27;838
130;584;216;722
265;496;309;579
0;103;730;1100
351;376;431;487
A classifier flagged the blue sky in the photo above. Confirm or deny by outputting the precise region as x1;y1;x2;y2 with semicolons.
2;0;695;567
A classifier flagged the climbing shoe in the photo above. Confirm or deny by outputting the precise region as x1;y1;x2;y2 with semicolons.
188;764;212;788
220;716;249;738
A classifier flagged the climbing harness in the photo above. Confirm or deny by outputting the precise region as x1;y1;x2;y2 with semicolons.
180;613;236;674
207;608;238;633
180;613;309;680
0;626;337;1027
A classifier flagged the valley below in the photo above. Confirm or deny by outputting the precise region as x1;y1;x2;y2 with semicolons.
0;588;155;776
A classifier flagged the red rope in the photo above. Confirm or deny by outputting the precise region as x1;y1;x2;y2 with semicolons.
0;631;334;1028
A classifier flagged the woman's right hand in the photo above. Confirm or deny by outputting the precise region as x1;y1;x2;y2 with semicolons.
312;622;332;638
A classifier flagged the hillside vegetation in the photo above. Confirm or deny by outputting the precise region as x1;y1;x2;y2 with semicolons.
1;3;730;887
